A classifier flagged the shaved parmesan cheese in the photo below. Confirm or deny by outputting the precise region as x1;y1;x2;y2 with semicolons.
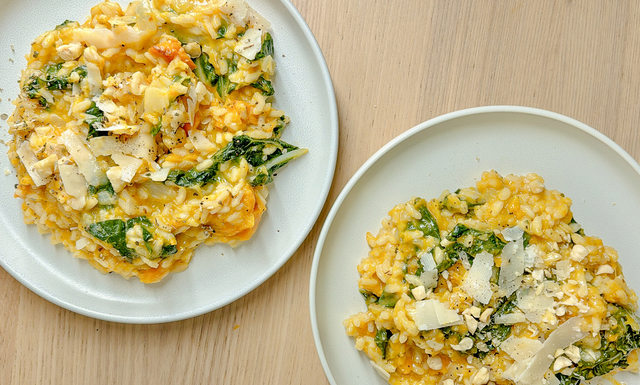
412;299;463;331
235;28;263;60
16;141;52;186
419;269;438;289
553;260;573;282
189;130;215;152
58;161;88;199
61;130;108;187
516;317;587;384
494;311;526;325
113;26;151;49
95;98;118;114
435;301;463;325
419;250;437;271
111;153;143;183
73;28;116;49
411;285;427;301
500;336;543;362
502;226;524;242
85;62;103;96
149;168;171;182
461;251;494;304
106;167;126;193
219;0;249;26
369;360;390;381
524;244;541;269
143;86;168;115
247;7;271;30
458;250;471;270
499;239;525;296
89;133;156;160
127;133;156;160
517;288;554;324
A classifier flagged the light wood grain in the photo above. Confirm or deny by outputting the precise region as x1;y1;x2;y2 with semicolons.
2;1;640;384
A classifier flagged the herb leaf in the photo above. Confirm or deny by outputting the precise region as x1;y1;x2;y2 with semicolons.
375;328;392;359
254;32;274;60
166;135;306;188
251;76;274;96
85;216;177;261
85;101;107;139
557;306;640;383
406;199;440;241
194;51;218;88
85;219;133;260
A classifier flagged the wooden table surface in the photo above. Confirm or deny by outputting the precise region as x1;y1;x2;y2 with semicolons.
2;1;640;384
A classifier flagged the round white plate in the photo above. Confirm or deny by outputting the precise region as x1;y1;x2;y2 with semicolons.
0;0;338;323
310;106;640;384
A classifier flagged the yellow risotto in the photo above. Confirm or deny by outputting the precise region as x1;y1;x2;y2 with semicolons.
344;171;639;385
7;0;306;283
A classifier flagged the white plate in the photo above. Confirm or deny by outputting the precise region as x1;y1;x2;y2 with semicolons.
0;0;338;323
310;106;640;385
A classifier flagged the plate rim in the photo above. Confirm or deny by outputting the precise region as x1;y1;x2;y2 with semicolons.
309;105;640;384
0;0;339;324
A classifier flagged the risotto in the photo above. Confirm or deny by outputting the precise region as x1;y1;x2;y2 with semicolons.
344;171;639;385
7;0;306;283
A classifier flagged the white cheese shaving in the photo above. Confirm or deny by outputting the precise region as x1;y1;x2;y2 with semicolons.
515;317;587;384
461;251;494;304
502;226;524;241
412;299;463;331
500;336;543;362
494;311;527;325
419;269;438;289
458;250;471;270
369;360;390;381
524;244;543;269
16;141;51;186
499;239;525;296
58;161;88;199
85;62;103;96
95;98;118;114
106;167;126;193
219;0;249;26
89;133;156;160
411;285;427;301
419;250;437;271
189;130;216;152
517;288;554;324
110;153;143;183
143;86;168;115
246;7;271;30
73;28;116;49
32;155;57;180
60;130;107;187
149;168;171;182
235;28;263;60
553;259;573;282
